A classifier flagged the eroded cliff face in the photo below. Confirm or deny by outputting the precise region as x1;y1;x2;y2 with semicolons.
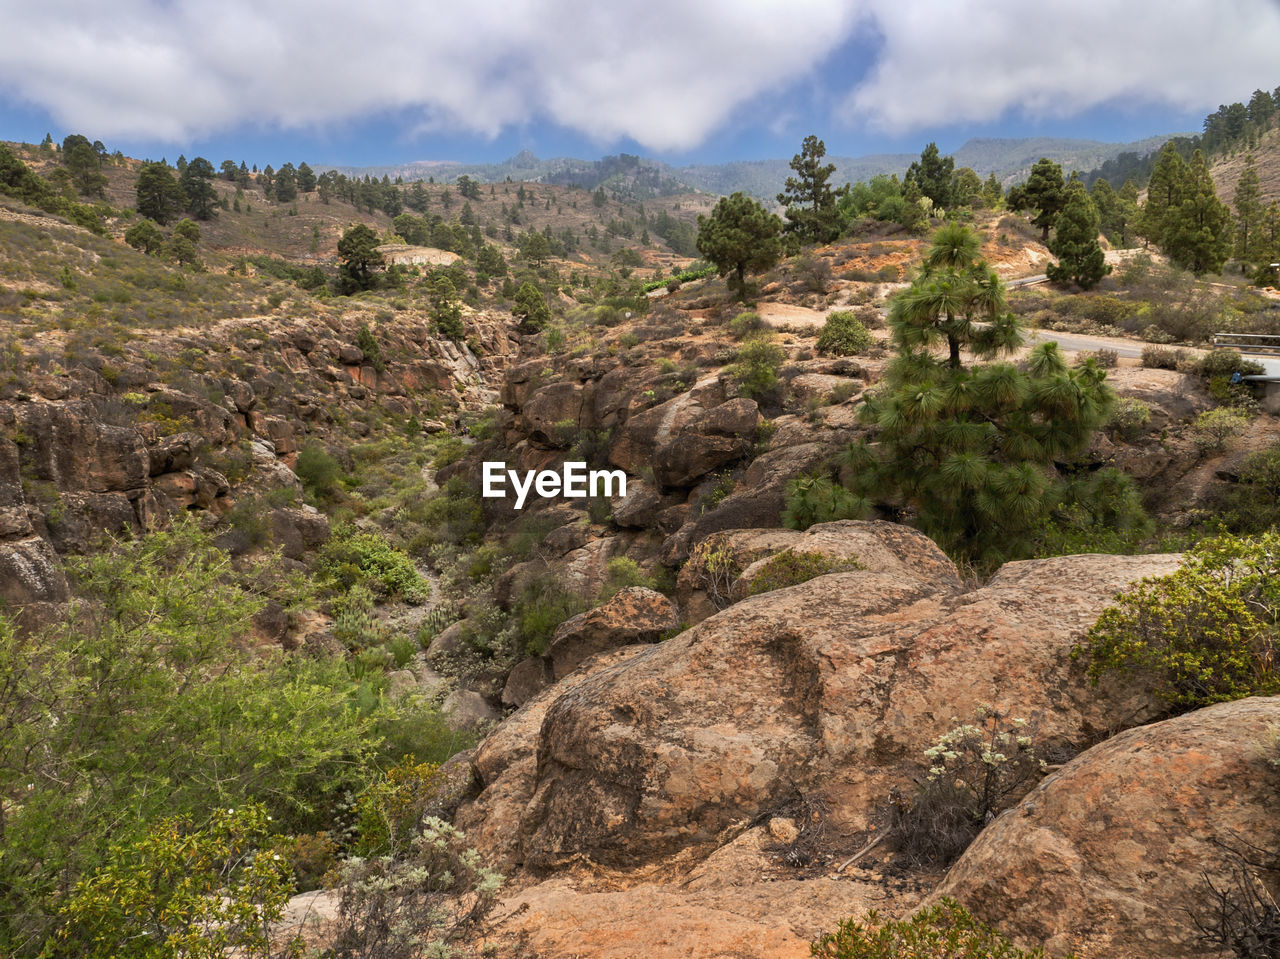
0;309;517;614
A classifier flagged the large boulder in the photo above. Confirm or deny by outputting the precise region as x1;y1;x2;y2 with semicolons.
0;536;71;606
458;522;1181;874
546;586;677;681
651;398;760;488
456;646;650;871
936;696;1280;959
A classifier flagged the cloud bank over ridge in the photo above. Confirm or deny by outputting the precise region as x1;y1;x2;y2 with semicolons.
1;0;1277;151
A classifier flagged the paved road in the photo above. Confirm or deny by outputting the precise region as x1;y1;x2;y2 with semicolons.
1026;329;1150;359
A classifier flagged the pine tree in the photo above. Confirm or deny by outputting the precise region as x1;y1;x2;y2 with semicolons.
1006;158;1065;241
135;161;185;225
178;156;218;220
1163;150;1233;275
1089;178;1136;248
696;192;783;294
904;142;955;211
1136;143;1187;248
1048;181;1110;289
821;224;1115;565
1233;156;1264;272
777;135;844;244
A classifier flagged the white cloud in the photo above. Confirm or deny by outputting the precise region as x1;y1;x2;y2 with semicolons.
0;0;859;150
2;0;1278;152
842;0;1280;134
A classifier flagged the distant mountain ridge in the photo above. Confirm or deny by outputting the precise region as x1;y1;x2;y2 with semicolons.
321;134;1185;202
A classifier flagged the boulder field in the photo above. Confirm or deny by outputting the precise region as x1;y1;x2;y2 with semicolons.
443;520;1280;958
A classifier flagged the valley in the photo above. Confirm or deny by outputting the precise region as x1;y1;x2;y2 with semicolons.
1;107;1279;959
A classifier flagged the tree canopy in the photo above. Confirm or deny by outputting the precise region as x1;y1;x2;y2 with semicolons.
336;223;384;293
1047;180;1110;289
788;223;1119;566
696;191;783;294
135;161;185;225
777;135;844;244
905;142;955;211
1162;150;1233;275
1007;158;1066;241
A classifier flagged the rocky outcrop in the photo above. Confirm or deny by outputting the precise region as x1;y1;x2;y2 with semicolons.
457;522;1182;875
936;696;1280;959
501;587;676;708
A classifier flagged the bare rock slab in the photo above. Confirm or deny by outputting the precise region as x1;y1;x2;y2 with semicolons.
936;696;1280;959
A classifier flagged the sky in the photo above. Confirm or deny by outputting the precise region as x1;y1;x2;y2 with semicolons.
1;0;1279;170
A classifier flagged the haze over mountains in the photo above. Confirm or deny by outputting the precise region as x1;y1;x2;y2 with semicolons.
322;133;1184;203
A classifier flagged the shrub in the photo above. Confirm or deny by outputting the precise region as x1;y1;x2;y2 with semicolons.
1108;397;1152;441
699;470;737;514
1076;532;1280;711
296;442;343;502
1189;840;1280;959
55;804;298;959
684;541;743;611
598;556;656;603
1191;407;1249;454
1195;349;1266;379
319;525;429;602
329;817;501;959
1141;345;1187;370
816;310;874;356
1080;347;1118;367
1206;443;1280;534
731;339;785;400
353;759;443;856
745;549;863;596
356;323;385;372
511;572;588;656
729;310;769;340
813;898;1061;959
888;707;1045;867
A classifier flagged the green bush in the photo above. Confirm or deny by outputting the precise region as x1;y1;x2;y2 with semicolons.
1076;532;1280;711
729;310;768;340
746;549;863;596
1108;397;1152;441
513;574;588;656
0;521;406;955
1193;349;1266;379
598;556;656;602
319;524;429;602
295;442;343;502
54;805;298;959
356;323;385;372
813;898;1062;959
816;310;874;356
1205;443;1280;534
1191;407;1249;454
731;339;786;400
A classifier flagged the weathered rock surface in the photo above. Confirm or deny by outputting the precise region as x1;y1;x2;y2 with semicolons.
936;696;1280;959
458;522;1181;875
545;586;677;681
457;646;650;870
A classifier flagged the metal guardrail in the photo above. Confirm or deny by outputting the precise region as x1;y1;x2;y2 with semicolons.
1212;332;1280;356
